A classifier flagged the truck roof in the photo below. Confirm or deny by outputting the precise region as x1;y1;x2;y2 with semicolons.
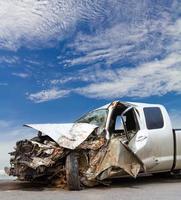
96;101;163;110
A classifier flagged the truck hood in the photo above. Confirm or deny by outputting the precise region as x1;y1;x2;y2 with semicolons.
24;123;98;150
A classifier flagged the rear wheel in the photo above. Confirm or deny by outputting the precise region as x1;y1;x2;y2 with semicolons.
65;152;81;190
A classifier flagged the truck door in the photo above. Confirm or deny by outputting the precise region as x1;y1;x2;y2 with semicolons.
127;106;174;172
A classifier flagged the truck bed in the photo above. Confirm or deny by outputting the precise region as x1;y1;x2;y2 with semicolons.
173;129;181;170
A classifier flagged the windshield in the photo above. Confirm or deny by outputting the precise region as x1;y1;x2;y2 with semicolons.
76;109;108;127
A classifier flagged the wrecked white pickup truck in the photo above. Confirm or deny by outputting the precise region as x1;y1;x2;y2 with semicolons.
5;101;181;190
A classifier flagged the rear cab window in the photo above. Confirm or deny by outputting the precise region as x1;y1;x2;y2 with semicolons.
144;107;164;130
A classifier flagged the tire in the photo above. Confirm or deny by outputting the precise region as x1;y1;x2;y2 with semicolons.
65;152;81;190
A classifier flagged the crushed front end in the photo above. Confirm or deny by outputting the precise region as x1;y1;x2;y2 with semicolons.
6;135;68;187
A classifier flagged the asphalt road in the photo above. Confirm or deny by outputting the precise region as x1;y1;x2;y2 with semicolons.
0;175;181;200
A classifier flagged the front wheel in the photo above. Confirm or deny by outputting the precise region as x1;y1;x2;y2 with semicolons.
65;152;81;190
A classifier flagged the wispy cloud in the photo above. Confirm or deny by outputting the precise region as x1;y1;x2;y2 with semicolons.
5;1;179;102
29;51;181;102
47;12;181;100
27;88;71;103
60;26;155;66
60;16;180;68
0;56;19;64
50;11;181;99
76;53;181;98
1;1;178;51
0;0;106;50
12;72;30;79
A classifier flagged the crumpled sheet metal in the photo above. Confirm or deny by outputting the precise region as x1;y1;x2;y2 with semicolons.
79;137;106;151
24;123;98;149
19;157;55;170
8;124;144;188
84;137;143;183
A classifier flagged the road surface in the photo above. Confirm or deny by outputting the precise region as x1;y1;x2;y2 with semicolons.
0;175;181;200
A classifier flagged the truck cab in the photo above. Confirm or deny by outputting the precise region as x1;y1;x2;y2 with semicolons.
77;101;179;174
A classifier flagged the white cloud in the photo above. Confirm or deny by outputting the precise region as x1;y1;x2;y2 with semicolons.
12;72;29;78
61;25;150;66
58;1;177;67
28;88;71;103
0;55;19;64
51;17;181;100
29;52;181;102
0;0;73;50
0;0;105;50
0;1;178;51
20;1;180;102
50;77;75;85
30;47;181;102
76;53;181;98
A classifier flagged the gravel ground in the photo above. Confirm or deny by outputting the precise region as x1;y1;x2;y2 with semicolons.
0;175;181;200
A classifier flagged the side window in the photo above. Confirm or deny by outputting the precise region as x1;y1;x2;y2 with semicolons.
144;107;164;130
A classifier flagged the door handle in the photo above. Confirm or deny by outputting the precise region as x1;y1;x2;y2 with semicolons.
137;135;147;142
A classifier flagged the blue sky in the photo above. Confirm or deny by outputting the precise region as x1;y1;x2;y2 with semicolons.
0;0;181;170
